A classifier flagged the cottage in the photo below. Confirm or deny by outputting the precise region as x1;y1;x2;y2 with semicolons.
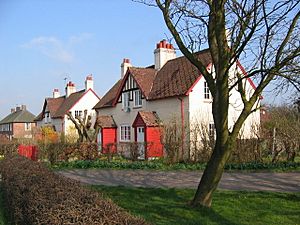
35;75;100;136
0;105;36;140
94;40;260;159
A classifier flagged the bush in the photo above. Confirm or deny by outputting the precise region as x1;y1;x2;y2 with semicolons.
0;143;18;157
38;142;99;164
0;155;149;225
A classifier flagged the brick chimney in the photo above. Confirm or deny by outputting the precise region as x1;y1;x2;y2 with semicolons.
121;58;132;78
154;40;176;70
53;88;60;98
21;105;26;111
65;81;76;97
85;74;94;91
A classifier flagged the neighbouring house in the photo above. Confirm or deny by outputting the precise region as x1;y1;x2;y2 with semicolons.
35;75;100;137
0;105;36;140
94;40;260;160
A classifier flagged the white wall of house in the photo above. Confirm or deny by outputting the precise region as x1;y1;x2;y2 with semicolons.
64;89;99;134
188;62;260;140
51;118;63;132
98;94;190;144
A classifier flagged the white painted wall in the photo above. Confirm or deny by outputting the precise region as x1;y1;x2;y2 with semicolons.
188;62;260;139
64;89;99;134
97;94;189;143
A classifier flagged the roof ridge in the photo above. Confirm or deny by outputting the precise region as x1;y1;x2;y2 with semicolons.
163;48;210;64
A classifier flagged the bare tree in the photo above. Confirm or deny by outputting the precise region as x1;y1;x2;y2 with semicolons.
139;0;300;207
67;110;100;143
264;105;300;162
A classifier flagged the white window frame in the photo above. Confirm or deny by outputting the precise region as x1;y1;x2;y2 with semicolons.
120;125;131;142
204;81;211;99
122;92;130;110
133;89;142;107
25;122;31;131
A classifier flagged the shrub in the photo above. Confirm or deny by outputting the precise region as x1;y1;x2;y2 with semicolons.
0;155;148;225
0;143;18;157
37;142;99;164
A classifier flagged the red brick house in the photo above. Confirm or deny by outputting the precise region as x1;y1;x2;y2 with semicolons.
0;105;36;140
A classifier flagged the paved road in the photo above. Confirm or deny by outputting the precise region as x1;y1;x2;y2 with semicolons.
58;169;300;192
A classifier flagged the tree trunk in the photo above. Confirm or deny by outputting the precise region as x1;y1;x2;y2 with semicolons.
191;136;234;207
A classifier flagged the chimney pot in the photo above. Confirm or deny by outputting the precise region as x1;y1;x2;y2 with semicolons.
53;88;60;98
66;80;76;97
121;58;132;78
162;40;167;48
154;39;176;70
86;75;93;80
85;75;94;90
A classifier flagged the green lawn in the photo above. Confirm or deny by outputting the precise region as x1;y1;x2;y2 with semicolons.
93;186;300;225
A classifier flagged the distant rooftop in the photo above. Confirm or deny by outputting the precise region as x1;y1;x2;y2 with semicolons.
0;105;36;124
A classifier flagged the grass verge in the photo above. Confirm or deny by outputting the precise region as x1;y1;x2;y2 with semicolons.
92;186;300;225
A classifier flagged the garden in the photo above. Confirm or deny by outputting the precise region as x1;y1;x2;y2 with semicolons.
0;105;299;224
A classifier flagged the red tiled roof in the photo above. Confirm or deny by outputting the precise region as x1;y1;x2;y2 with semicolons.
93;79;122;109
96;115;117;128
129;67;157;98
138;111;161;126
94;49;211;109
149;49;211;100
34;112;43;121
46;97;65;117
35;90;89;121
52;90;85;118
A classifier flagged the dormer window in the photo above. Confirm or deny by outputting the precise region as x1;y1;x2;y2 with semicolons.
133;90;142;107
122;92;130;111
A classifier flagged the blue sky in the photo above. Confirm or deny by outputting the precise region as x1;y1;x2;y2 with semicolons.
0;0;172;118
0;0;293;119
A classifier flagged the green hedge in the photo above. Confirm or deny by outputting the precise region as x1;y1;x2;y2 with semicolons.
52;159;300;171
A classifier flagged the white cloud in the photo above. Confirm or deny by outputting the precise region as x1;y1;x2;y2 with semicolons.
21;33;93;63
69;32;93;45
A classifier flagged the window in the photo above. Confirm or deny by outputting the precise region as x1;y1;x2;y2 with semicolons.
75;110;83;118
120;125;131;141
133;90;142;107
25;123;31;131
122;92;130;110
204;82;211;99
45;112;51;123
209;123;216;139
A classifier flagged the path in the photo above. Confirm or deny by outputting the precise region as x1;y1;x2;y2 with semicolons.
58;169;300;192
